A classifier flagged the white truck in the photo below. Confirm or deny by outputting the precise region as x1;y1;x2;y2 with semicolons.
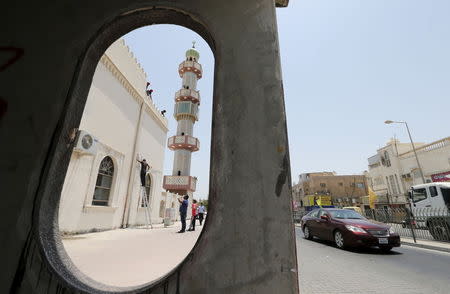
408;182;450;240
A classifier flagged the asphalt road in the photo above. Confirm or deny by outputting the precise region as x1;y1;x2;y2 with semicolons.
295;227;450;294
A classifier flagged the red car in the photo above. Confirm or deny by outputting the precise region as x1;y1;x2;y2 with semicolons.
301;208;400;252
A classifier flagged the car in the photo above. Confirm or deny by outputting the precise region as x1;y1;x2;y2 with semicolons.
300;208;400;252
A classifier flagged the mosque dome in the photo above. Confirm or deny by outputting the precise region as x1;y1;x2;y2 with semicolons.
186;46;200;61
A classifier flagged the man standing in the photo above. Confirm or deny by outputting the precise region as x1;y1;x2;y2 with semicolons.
188;200;198;231
177;195;189;233
197;202;206;225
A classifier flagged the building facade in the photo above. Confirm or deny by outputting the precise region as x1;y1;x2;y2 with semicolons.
366;137;450;207
163;45;201;196
58;39;178;234
293;172;368;208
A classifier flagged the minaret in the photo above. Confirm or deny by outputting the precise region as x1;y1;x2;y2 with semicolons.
163;43;202;196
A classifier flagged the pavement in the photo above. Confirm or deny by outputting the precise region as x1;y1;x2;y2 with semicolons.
62;221;201;287
401;236;450;253
295;227;450;294
63;223;450;292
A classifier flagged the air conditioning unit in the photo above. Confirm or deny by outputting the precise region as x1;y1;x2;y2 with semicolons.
74;130;97;155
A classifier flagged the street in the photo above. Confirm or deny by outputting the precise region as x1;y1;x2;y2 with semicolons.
296;227;450;294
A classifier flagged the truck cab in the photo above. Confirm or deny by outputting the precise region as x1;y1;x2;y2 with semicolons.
409;183;450;241
410;182;450;209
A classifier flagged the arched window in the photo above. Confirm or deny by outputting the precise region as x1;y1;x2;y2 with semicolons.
92;156;114;206
142;174;152;207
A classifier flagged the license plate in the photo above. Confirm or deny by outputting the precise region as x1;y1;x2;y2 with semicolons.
378;238;388;244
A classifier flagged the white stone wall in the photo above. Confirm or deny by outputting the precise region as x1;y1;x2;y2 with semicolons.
367;137;450;205
58;39;168;234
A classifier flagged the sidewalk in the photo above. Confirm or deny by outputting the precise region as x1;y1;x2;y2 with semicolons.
401;237;450;253
62;222;202;287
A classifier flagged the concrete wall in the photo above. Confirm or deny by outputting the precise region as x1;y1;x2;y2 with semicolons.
0;1;297;294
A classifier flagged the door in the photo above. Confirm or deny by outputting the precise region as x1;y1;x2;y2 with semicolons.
306;209;320;236
316;210;333;240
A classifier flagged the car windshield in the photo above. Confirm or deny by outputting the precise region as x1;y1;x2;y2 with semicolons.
329;210;365;219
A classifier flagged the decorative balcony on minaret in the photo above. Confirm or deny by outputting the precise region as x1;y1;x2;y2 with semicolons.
163;43;202;196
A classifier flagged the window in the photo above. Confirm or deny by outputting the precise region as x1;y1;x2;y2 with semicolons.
383;151;391;167
320;183;326;188
394;174;401;194
142;174;152;207
412;188;427;203
385;177;391;194
92;156;114;206
338;182;343;186
329;210;364;220
356;182;365;189
389;175;398;195
429;186;438;197
308;209;319;218
318;210;329;218
442;188;450;207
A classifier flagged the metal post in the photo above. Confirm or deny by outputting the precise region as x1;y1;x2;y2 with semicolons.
407;203;417;243
404;122;426;184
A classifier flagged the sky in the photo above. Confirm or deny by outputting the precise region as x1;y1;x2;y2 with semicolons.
124;0;450;197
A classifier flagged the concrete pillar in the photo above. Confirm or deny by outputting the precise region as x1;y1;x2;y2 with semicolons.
0;1;297;293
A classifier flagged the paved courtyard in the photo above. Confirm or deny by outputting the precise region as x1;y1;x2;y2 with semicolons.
62;223;201;287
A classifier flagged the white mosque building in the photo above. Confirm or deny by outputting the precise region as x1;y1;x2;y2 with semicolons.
58;39;180;234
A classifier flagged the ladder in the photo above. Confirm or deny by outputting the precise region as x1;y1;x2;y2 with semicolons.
140;186;153;229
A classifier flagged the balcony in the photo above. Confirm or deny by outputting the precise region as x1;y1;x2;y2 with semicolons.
168;135;200;152
163;176;197;194
175;89;200;104
174;101;199;121
368;154;381;167
178;61;202;79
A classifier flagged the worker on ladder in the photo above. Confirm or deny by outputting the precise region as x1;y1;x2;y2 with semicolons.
137;158;150;187
137;157;153;229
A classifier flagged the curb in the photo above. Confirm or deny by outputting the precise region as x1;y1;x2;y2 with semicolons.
401;240;450;253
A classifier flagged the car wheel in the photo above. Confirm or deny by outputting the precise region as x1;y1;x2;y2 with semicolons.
379;246;393;253
334;230;345;249
303;225;313;240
